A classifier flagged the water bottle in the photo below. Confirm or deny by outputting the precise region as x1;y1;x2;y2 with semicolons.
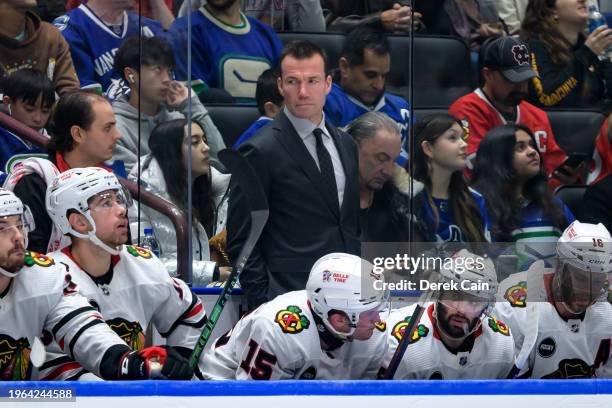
141;227;161;258
588;1;612;60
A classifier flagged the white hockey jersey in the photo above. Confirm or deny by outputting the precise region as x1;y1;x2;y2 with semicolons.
200;290;388;380
39;245;207;380
0;251;126;380
382;302;515;379
494;266;612;378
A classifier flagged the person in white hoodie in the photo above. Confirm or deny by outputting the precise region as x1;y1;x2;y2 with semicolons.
112;35;226;173
129;118;232;286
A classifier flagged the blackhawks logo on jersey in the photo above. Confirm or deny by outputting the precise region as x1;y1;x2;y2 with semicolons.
126;245;153;259
392;317;429;343
275;306;310;334
375;321;386;332
0;334;31;380
542;358;593;379
106;317;145;350
24;251;54;268
505;280;527;308
488;317;510;336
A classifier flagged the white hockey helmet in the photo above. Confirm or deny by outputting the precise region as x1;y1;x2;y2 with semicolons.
554;221;611;314
46;167;131;255
306;252;389;340
0;189;35;278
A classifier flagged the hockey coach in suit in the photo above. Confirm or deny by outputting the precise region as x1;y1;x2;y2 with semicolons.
228;40;361;310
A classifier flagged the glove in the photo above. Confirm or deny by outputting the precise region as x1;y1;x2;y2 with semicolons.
119;346;193;380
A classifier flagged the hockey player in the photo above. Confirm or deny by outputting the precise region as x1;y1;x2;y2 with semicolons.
200;252;389;380
0;188;191;380
495;221;612;378
39;167;206;380
382;249;515;379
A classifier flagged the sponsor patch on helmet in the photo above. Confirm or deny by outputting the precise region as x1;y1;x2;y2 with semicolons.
275;306;310;334
505;280;527;307
126;245;152;259
24;252;55;268
488;317;510;336
392;317;429;343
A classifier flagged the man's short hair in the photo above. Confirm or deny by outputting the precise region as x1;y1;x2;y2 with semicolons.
255;68;282;116
114;36;175;82
341;26;390;67
345;111;400;145
1;68;55;108
279;40;328;75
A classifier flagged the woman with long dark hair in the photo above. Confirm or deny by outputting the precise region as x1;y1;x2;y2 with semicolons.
130;118;231;286
521;0;612;109
413;113;491;248
472;124;574;265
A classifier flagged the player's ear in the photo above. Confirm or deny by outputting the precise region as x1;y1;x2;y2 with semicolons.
68;212;92;233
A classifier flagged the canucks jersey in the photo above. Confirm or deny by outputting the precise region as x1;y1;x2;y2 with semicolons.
324;83;411;165
0;251;126;380
200;290;387;380
0;127;46;185
495;265;612;378
169;6;282;103
39;245;207;380
382;303;515;379
53;4;163;97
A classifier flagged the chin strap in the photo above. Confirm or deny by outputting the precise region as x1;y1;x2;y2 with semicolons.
311;312;345;351
0;266;18;278
88;232;121;255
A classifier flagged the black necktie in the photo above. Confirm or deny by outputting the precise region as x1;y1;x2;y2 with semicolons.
313;128;339;209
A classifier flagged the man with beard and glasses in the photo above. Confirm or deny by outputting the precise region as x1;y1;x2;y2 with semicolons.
168;0;282;103
382;249;515;379
449;36;571;188
0;189;193;381
37;168;206;380
495;221;612;379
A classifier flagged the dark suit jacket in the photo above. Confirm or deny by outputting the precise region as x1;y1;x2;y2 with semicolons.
227;111;361;309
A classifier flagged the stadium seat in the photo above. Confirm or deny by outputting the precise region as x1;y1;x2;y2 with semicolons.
546;109;605;157
554;184;587;219
278;32;345;72
206;104;261;148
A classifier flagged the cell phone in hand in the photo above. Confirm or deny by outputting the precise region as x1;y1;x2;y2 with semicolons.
555;154;588;176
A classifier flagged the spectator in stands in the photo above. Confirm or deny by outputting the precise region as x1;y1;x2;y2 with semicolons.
324;26;410;165
449;36;571;190
0;0;79;95
0;69;53;182
587;115;612;185
495;0;528;35
6;91;123;254
233;68;283;149
66;0;175;29
471;124;574;266
581;173;612;234
178;0;326;31
521;0;612;110
130;119;232;286
53;0;164;98
227;40;360;310
412;113;491;247
112;36;225;173
323;1;423;33
169;0;282;103
346;111;423;242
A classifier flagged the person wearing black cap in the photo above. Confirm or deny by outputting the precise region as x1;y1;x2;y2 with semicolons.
521;0;612;110
449;36;574;190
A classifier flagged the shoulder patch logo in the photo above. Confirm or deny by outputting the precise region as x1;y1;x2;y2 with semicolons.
505;280;527;307
375;321;386;332
24;252;54;268
488;317;510;336
392;316;429;343
126;245;152;259
275;306;310;334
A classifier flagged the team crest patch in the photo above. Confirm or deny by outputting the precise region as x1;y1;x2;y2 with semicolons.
275;306;310;334
106;317;145;351
24;252;54;268
505;280;527;308
488;317;510;336
126;245;153;259
392;317;429;343
375;321;386;332
0;334;31;380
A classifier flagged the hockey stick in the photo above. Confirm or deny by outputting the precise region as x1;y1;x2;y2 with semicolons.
188;149;269;370
506;260;543;378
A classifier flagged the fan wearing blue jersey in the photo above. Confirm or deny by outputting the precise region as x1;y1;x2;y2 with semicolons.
169;0;282;103
324;26;411;165
53;0;163;98
413;113;492;248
